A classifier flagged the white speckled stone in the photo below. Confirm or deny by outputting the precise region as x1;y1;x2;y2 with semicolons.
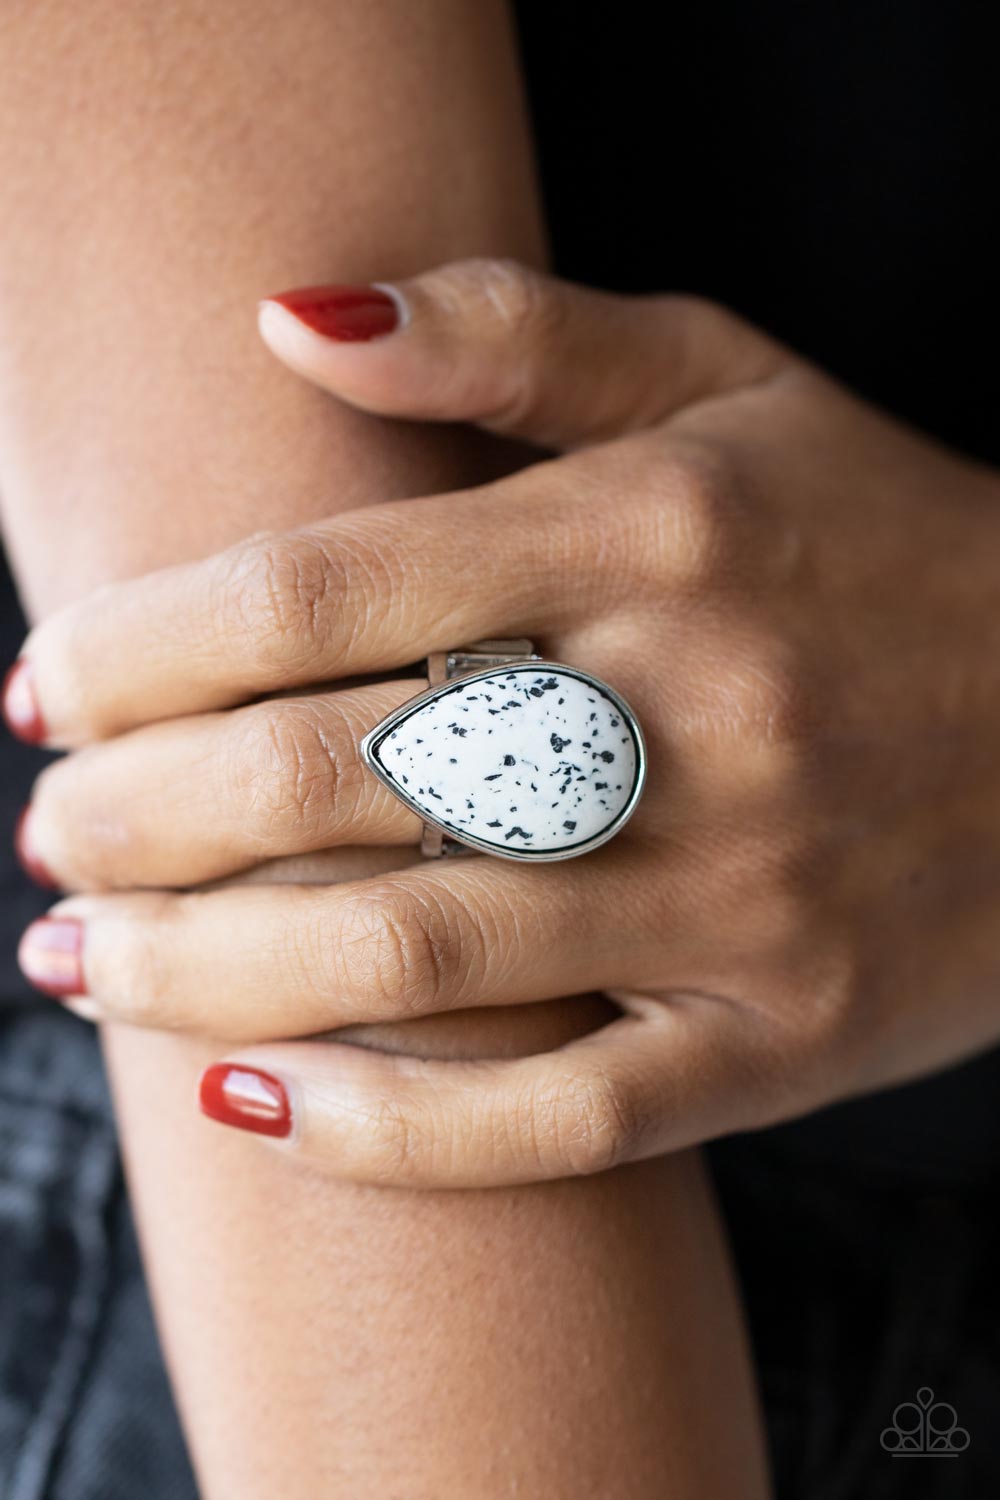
365;664;643;859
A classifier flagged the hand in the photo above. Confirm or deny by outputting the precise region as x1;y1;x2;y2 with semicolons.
10;259;1000;1187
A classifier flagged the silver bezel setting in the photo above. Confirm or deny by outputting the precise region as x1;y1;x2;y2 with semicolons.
360;660;647;863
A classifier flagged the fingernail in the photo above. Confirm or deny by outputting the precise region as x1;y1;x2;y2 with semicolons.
2;659;47;745
14;806;59;890
261;284;400;342
18;917;86;998
199;1064;292;1138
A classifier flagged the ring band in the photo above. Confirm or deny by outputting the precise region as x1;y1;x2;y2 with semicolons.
360;640;646;862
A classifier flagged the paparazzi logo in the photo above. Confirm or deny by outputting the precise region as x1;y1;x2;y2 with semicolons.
880;1387;970;1457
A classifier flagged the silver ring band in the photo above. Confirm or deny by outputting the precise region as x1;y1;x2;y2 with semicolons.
361;640;647;862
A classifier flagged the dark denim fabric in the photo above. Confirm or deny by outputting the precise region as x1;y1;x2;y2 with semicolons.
0;1004;197;1500
711;1099;1000;1499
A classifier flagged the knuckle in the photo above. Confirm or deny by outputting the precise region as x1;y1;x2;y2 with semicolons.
94;896;178;1026
654;441;744;587
676;628;815;770
218;531;347;677
607;436;746;599
715;643;813;751
655;293;777;381
228;702;353;846
434;256;552;339
661;292;739;349
534;1065;643;1178
363;1093;438;1184
428;259;563;432
335;885;465;1019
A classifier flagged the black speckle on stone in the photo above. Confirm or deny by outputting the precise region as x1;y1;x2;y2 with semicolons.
557;698;564;705
449;723;468;737
503;754;516;766
428;788;442;800
563;820;577;833
487;819;503;828
595;781;608;791
551;733;571;753
505;826;532;841
611;717;620;727
589;713;597;722
529;686;544;697
449;757;457;764
599;750;615;763
484;773;501;781
416;738;423;744
504;700;522;710
530;783;538;792
402;775;409;785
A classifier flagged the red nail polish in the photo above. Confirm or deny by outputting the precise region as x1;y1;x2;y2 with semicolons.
18;917;85;998
2;659;47;745
199;1064;292;1138
264;285;399;342
14;806;59;890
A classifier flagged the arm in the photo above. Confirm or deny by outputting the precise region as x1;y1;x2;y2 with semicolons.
0;3;769;1494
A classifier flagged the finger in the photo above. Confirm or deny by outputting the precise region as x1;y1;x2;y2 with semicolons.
11;473;609;748
25;681;423;892
195;997;785;1187
18;851;655;1041
259;258;788;450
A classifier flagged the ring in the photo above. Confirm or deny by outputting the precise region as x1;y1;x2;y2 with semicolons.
360;641;646;861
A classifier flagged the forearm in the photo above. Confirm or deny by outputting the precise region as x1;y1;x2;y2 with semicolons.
0;3;768;1494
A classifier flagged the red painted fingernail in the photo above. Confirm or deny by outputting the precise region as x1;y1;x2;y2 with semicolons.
18;917;86;998
2;659;47;744
199;1064;292;1138
14;806;59;890
263;285;399;342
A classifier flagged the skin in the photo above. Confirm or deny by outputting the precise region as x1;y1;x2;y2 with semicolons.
0;3;770;1497
14;259;1000;1190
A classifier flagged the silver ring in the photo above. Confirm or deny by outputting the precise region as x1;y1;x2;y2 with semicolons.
360;640;646;862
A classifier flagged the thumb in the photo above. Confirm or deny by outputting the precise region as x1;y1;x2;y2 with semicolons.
257;258;787;451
